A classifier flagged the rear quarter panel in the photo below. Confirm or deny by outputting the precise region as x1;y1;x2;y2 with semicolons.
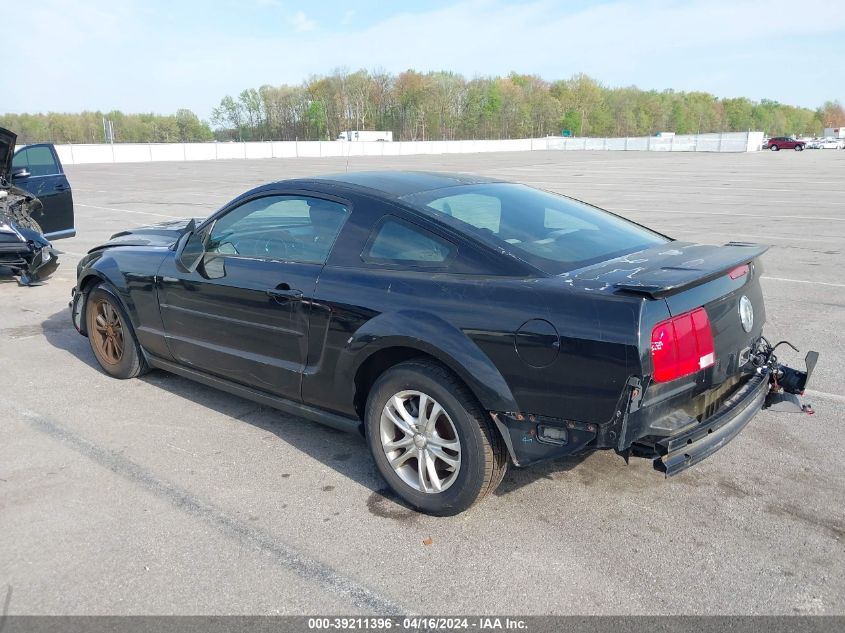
303;267;638;425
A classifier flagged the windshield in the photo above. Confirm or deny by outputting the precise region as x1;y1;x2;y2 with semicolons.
402;183;668;273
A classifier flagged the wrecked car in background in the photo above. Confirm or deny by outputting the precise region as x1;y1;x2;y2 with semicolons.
0;127;75;284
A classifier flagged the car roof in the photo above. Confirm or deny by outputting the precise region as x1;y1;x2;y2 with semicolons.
285;171;506;198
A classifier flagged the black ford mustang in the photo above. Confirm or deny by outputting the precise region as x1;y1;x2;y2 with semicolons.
70;172;816;515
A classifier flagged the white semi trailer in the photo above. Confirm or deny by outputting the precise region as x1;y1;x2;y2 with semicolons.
336;130;393;142
823;127;844;139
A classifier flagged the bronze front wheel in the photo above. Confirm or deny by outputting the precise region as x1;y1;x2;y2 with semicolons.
91;299;125;365
85;284;148;379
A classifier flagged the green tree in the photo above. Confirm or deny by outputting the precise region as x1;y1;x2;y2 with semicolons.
175;109;214;142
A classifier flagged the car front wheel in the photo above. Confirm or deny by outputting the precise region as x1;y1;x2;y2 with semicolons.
795;145;803;151
85;284;148;379
365;359;507;515
770;144;779;151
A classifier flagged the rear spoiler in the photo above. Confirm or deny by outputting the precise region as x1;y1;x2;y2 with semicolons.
614;242;769;299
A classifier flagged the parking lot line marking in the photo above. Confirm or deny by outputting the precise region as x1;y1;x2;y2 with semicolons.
522;179;845;194
668;229;843;243
761;276;845;288
806;390;845;405
76;203;183;219
2;397;404;615
614;208;845;222
50;248;88;258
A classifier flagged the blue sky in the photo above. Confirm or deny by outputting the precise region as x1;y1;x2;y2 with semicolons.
3;0;844;119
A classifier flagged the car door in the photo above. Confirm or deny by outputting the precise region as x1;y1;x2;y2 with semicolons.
156;192;351;400
11;144;75;239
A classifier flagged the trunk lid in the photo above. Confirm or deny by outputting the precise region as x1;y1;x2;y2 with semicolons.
664;256;767;385
607;242;771;450
568;240;769;385
565;241;768;298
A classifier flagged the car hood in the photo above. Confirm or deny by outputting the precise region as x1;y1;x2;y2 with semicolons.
89;217;203;252
0;127;16;184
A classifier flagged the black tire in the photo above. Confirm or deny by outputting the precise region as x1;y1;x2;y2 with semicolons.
85;283;149;379
795;145;803;151
770;145;779;151
365;359;507;516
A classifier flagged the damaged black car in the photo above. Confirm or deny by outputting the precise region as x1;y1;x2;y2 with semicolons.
69;172;818;515
0;127;75;284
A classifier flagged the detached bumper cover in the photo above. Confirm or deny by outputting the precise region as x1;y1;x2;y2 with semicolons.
70;286;85;333
654;372;769;476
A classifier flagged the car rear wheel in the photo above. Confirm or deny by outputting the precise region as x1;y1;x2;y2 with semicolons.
365;359;507;515
85;284;148;379
770;144;779;151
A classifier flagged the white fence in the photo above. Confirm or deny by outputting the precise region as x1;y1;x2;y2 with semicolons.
545;131;763;153
35;132;764;166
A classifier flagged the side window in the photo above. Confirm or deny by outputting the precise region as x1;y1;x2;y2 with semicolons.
206;195;349;264
11;148;28;171
13;146;59;176
364;218;454;266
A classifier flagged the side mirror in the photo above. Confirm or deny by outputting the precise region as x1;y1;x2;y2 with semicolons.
175;227;206;273
11;167;31;180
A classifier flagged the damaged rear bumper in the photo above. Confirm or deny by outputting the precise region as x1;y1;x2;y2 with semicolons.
652;343;818;475
492;343;819;474
653;372;769;476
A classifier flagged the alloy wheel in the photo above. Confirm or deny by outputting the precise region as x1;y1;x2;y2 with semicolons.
91;299;125;365
379;390;461;493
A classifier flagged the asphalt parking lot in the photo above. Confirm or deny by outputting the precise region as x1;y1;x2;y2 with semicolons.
2;149;844;615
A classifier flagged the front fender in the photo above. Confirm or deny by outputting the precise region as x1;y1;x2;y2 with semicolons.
342;309;519;413
76;251;142;327
74;248;170;360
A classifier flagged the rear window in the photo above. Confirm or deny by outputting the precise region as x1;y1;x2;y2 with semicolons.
402;183;668;273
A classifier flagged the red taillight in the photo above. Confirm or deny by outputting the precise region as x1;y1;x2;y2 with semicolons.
650;307;716;383
728;264;749;280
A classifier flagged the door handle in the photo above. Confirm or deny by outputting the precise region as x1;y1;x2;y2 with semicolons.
266;283;303;302
55;183;67;191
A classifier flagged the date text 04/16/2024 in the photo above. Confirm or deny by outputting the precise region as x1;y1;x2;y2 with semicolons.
307;617;529;630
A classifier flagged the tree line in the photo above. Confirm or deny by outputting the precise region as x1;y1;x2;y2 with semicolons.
4;70;844;144
211;71;844;142
1;109;214;144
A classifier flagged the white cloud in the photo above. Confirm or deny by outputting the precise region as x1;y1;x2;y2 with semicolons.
289;10;316;32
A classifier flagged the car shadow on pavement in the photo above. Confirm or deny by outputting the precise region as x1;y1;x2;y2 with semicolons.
494;454;590;496
39;307;609;513
38;308;102;370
